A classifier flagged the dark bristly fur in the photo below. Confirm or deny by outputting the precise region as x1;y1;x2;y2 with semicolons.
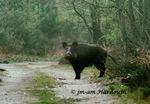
62;42;108;79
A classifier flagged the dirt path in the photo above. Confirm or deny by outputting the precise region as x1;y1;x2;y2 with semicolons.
26;62;116;104
0;63;36;104
0;62;115;104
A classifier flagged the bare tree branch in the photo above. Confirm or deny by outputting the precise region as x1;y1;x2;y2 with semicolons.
71;0;93;36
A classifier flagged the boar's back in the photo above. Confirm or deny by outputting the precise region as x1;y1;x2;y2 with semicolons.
74;44;107;64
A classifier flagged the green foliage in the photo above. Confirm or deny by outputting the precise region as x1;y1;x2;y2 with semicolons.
0;0;58;55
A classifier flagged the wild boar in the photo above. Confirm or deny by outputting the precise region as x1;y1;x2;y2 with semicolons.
62;41;113;79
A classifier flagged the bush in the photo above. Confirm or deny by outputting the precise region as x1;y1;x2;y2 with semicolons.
120;51;150;97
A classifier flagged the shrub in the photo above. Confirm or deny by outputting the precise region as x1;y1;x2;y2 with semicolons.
121;50;150;97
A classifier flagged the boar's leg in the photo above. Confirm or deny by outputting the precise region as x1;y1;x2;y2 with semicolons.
99;63;106;77
94;63;106;77
72;65;83;79
74;69;82;79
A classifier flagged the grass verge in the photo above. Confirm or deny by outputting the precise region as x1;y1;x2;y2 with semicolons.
83;67;150;104
27;72;74;104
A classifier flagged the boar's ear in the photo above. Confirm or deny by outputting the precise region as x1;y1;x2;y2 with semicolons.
72;42;78;48
62;42;67;48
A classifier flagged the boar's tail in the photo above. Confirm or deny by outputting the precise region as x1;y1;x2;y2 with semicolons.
107;54;118;65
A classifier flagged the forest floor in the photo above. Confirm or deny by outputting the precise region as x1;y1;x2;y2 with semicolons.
0;62;116;104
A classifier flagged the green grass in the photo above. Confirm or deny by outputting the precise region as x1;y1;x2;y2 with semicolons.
27;72;74;104
116;87;150;104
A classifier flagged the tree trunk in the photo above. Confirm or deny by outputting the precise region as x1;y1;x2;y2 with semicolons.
128;0;140;45
116;0;132;56
143;0;150;49
90;0;102;44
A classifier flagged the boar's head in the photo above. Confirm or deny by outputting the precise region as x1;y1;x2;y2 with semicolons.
62;42;78;59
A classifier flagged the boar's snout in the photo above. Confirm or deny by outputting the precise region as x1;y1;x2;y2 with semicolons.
64;47;73;58
65;51;72;57
65;48;78;59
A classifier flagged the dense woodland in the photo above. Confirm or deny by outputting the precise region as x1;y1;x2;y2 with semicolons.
0;0;150;102
0;0;149;55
